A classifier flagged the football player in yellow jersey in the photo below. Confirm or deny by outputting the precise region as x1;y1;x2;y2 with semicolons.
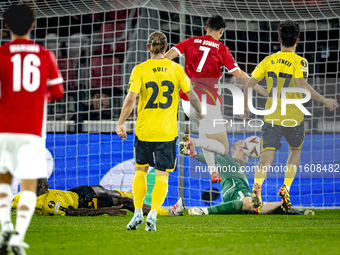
11;179;185;217
243;20;338;213
116;31;202;231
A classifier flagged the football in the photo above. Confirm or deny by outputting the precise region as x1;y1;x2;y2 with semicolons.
242;136;261;159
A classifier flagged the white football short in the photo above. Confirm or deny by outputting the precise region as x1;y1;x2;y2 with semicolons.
182;100;226;135
0;133;47;179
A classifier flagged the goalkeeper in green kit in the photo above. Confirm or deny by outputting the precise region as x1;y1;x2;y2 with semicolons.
180;140;314;215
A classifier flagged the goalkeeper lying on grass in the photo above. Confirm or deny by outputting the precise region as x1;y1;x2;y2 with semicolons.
180;141;314;216
11;178;184;217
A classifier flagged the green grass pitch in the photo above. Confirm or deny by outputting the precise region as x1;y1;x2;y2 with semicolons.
19;209;340;255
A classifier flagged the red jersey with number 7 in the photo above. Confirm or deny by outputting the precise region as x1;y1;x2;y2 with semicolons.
173;35;239;105
0;39;64;137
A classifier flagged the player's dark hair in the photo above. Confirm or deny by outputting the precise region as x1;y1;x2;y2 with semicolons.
278;20;300;48
3;4;35;36
206;15;226;31
37;178;49;196
147;31;167;55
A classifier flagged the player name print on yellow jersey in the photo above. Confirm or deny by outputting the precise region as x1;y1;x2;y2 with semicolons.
152;66;168;73
271;59;292;67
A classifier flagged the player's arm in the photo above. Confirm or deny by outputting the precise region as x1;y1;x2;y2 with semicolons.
185;90;203;119
241;77;262;119
177;64;203;119
241;58;267;119
47;83;64;102
296;78;338;111
116;92;138;140
47;51;64;101
164;48;179;60
231;69;268;97
117;66;141;139
165;38;190;60
180;142;211;164
63;206;127;217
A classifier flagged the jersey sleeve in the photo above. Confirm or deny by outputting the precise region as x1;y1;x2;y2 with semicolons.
252;57;268;81
46;50;64;101
178;66;191;94
47;50;63;86
173;37;191;56
128;66;142;94
294;58;309;80
223;46;240;72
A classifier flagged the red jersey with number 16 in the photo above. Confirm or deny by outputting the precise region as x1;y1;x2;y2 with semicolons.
173;35;239;105
0;39;64;138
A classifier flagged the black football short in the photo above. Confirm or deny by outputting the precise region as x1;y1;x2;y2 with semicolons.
134;136;177;172
68;186;114;209
261;121;305;152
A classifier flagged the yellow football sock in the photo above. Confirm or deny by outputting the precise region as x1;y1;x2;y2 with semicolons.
254;177;265;186
132;170;147;209
284;165;297;190
157;208;170;216
254;167;268;186
151;175;169;212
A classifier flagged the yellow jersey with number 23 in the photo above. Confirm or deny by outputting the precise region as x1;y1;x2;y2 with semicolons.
128;58;191;142
252;51;309;126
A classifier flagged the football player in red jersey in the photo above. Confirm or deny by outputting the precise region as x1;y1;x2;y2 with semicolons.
165;15;268;183
0;4;64;254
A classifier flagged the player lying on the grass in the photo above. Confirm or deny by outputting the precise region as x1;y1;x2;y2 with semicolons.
180;141;314;215
11;179;184;217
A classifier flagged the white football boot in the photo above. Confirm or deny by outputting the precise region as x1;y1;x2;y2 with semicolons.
188;207;208;215
8;232;29;255
170;198;185;216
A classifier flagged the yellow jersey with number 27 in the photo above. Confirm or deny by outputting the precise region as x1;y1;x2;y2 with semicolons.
128;58;191;142
252;51;309;126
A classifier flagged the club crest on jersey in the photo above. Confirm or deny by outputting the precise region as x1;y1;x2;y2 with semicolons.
48;201;55;209
301;60;307;67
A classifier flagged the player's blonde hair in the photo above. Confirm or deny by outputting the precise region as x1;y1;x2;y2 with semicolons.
231;141;244;154
147;31;167;55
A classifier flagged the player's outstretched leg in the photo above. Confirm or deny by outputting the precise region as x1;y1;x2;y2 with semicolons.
251;183;263;213
7;232;29;255
278;184;291;212
126;211;144;230
182;134;196;157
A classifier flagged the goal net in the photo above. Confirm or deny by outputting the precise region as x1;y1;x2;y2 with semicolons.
1;0;339;207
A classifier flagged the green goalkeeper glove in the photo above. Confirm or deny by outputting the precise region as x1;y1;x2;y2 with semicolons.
179;141;197;157
179;141;188;156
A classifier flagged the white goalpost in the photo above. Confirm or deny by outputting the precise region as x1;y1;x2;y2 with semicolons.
1;0;339;207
